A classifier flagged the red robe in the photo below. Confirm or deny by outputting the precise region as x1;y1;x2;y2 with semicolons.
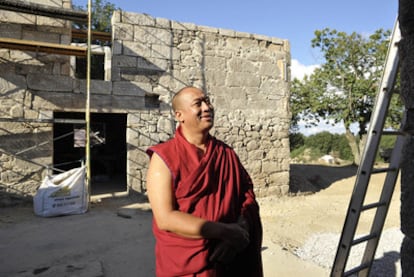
147;126;263;277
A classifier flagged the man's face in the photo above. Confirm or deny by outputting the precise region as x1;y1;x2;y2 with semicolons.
175;88;214;132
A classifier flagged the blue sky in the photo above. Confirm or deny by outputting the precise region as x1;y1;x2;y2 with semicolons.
72;0;398;135
73;0;397;67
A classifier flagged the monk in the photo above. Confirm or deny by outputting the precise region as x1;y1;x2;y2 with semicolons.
146;86;263;277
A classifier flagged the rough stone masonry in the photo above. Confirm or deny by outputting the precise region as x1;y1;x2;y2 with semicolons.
0;0;291;203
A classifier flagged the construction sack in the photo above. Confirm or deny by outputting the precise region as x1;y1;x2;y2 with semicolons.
33;166;88;217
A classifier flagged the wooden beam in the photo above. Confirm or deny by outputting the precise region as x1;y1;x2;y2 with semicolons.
0;37;87;56
72;29;112;42
0;117;86;124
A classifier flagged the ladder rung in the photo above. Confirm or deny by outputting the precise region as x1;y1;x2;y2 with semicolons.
403;130;414;136
383;130;414;136
352;233;378;246
361;201;386;211
343;262;371;277
382;130;404;136
371;167;397;174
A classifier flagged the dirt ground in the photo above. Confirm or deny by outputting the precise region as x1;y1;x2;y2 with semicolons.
0;163;402;276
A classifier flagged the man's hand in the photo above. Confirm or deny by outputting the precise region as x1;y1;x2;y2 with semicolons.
209;219;250;264
222;222;250;251
209;241;236;264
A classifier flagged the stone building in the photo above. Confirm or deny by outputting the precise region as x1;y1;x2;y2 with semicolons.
0;0;291;203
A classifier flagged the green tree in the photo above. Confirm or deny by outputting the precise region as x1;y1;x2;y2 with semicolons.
305;131;333;154
72;0;119;33
291;28;402;164
289;132;305;151
331;133;353;161
290;132;353;162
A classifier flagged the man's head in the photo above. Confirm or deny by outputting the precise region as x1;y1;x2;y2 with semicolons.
172;86;214;133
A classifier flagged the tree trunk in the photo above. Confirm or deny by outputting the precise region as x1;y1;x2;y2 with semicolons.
344;128;360;165
398;0;414;276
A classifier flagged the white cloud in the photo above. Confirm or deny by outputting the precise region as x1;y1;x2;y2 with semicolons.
297;120;345;136
297;119;360;136
291;59;319;80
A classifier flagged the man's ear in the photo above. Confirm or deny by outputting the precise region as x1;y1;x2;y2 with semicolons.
175;110;183;123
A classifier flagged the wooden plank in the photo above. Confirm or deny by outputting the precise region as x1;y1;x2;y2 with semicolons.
0;37;87;56
71;29;112;42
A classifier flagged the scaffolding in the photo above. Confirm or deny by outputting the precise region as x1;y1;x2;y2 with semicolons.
0;0;105;206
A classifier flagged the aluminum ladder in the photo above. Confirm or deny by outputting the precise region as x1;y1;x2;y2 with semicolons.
331;19;404;277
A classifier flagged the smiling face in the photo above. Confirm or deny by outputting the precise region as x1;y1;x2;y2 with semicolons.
173;87;214;134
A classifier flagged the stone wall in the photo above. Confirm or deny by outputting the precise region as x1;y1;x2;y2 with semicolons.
0;0;291;202
0;0;74;204
113;11;291;197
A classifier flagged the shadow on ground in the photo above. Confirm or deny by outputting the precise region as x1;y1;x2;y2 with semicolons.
289;164;358;194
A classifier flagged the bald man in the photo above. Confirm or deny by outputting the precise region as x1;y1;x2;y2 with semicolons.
146;86;263;277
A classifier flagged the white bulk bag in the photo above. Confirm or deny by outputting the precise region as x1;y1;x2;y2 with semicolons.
34;166;88;217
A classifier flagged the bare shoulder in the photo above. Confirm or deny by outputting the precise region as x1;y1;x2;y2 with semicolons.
147;152;172;187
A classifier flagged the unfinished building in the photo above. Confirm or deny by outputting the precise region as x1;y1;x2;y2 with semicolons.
0;0;291;204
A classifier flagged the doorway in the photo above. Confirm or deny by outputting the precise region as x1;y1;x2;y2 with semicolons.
53;112;127;195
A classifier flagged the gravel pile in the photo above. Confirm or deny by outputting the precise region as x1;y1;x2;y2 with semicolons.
295;227;403;276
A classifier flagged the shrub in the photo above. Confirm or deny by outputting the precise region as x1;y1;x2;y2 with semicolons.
290;132;353;162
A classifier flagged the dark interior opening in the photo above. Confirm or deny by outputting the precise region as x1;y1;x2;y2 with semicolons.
75;54;105;80
53;112;127;195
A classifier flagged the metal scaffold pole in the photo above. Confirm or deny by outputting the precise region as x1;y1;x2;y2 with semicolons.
85;0;92;208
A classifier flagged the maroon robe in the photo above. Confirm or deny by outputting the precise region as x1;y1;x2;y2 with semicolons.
147;126;263;277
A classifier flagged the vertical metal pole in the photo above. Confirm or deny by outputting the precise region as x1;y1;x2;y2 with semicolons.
85;0;92;209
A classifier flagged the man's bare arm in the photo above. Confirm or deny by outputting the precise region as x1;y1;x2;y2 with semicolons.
146;153;249;246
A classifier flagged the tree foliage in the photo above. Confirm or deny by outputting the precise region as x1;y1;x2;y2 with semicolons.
72;0;119;33
291;28;403;164
289;132;305;151
290;132;353;161
306;131;335;154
